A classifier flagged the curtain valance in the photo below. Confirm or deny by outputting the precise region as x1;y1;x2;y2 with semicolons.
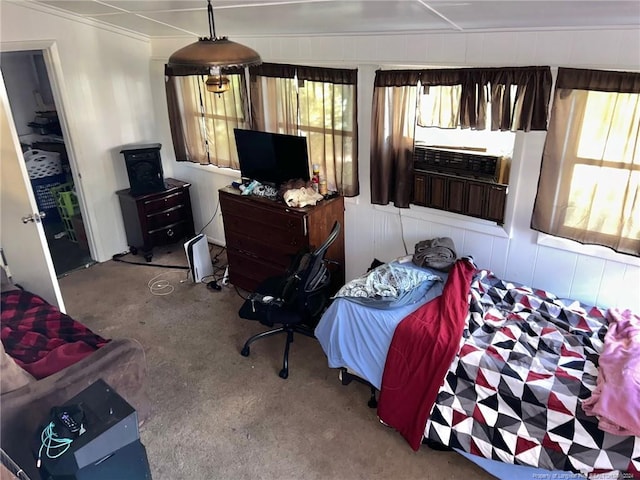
374;66;552;131
165;64;244;76
251;63;357;85
296;65;357;85
374;70;421;87
249;63;297;79
556;67;640;93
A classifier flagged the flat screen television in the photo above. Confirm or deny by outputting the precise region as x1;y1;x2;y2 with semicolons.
234;128;310;188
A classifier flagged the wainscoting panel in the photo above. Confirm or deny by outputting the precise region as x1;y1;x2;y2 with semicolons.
349;205;640;313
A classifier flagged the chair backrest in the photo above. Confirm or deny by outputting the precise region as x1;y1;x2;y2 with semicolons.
279;221;341;319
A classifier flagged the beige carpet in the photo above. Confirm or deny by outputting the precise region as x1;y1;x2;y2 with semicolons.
59;245;495;480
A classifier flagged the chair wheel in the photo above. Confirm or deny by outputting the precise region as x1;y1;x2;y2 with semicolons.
240;346;250;357
279;369;288;379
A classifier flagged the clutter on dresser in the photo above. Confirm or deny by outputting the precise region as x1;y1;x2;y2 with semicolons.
278;178;323;207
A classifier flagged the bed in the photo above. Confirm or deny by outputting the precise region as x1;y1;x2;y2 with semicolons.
315;257;640;479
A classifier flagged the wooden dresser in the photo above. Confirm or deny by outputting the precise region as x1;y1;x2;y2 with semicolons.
219;186;345;292
117;178;195;261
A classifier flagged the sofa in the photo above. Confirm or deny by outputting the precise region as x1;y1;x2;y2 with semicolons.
0;269;151;480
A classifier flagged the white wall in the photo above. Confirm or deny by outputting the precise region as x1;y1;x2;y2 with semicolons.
0;1;158;263
152;28;640;312
3;0;636;311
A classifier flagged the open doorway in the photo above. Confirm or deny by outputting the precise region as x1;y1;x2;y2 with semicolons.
0;50;94;276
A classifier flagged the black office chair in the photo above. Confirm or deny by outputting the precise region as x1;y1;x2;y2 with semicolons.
238;221;341;379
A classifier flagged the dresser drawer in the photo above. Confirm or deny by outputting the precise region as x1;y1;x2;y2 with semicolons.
148;221;189;246
143;191;186;214
218;186;344;293
145;205;186;230
220;194;305;236
227;249;287;291
225;230;301;268
222;213;306;253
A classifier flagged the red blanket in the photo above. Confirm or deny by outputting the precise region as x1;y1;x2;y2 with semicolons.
377;259;475;450
1;290;109;379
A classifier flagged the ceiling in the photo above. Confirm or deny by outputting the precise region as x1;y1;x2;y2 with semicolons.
30;0;640;38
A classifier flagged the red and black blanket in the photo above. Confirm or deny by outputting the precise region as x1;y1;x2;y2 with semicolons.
426;270;639;475
377;258;476;450
1;289;109;379
378;265;639;474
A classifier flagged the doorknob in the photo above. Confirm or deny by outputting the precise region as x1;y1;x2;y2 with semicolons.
22;211;46;224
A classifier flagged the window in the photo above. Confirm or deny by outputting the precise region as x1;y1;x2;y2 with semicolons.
249;63;359;196
166;63;358;196
165;68;249;168
298;78;357;195
413;89;517;224
370;67;552;213
532;68;640;257
415;85;516;159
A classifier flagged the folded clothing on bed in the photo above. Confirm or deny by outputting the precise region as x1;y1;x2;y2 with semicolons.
582;307;640;437
412;237;457;272
332;259;442;309
1;290;110;379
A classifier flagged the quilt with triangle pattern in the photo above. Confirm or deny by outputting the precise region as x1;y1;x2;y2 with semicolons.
426;269;640;476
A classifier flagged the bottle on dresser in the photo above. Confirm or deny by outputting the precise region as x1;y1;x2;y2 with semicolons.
312;164;320;193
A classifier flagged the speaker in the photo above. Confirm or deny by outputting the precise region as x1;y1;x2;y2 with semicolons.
36;379;150;480
121;143;165;196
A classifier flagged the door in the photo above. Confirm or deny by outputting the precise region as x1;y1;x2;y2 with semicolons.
0;49;94;276
0;73;64;309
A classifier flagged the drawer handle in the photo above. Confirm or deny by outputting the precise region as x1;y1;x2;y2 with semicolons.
167;228;174;237
166;213;170;217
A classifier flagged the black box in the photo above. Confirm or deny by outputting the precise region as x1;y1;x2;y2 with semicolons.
42;440;152;480
36;379;151;480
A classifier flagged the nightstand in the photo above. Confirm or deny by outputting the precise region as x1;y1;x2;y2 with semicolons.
116;178;195;262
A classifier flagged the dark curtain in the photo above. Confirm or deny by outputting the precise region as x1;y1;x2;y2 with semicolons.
555;67;640;93
418;66;552;131
370;70;421;207
370;66;552;207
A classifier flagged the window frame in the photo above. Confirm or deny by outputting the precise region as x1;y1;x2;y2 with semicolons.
531;67;640;257
248;63;359;196
555;155;640;246
164;67;249;169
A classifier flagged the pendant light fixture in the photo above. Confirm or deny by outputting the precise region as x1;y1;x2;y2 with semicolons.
167;0;261;94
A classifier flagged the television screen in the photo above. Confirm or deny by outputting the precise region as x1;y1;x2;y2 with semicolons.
234;128;310;188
